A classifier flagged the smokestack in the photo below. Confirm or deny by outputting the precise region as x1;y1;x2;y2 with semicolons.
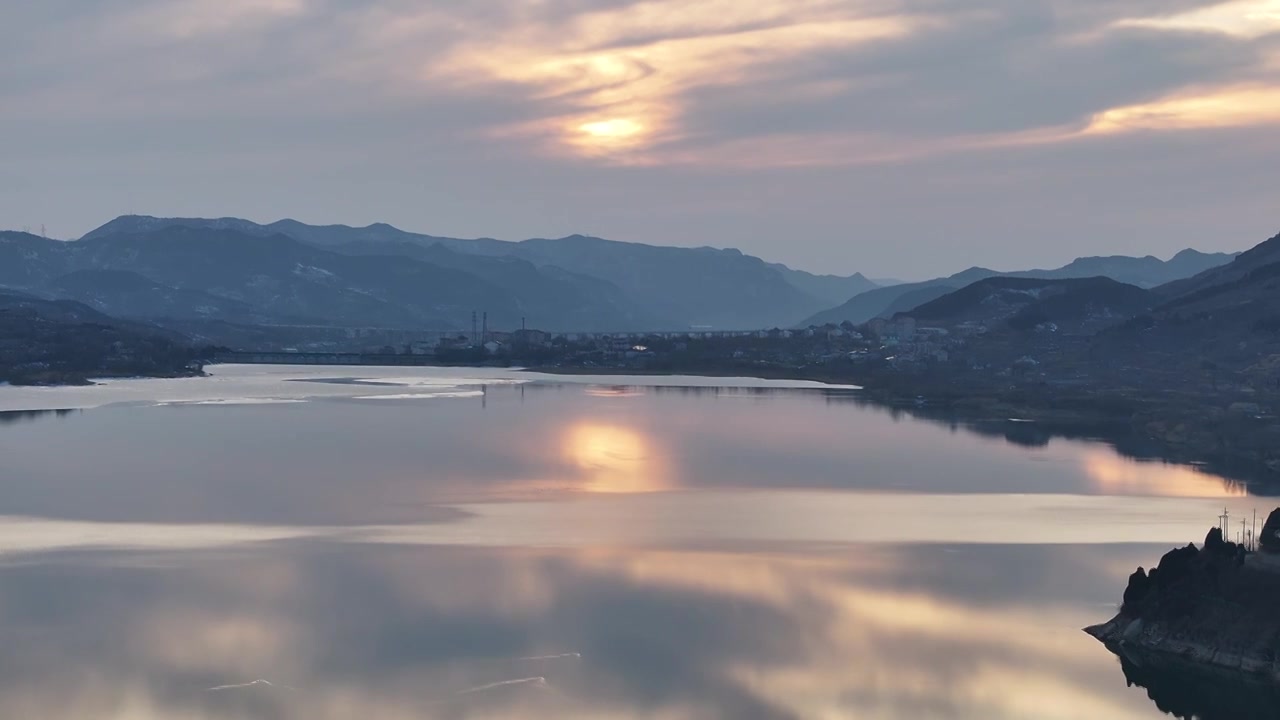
482;312;488;344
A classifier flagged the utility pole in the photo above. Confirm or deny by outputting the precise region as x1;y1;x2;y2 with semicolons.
1220;508;1230;536
482;312;488;345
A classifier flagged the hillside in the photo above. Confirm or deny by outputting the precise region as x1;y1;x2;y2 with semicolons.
802;267;998;326
905;276;1152;333
767;264;880;306
44;269;312;326
0;231;74;287
801;250;1233;327
329;240;664;329
510;235;820;329
1154;233;1280;300
4;225;665;333
1101;231;1280;371
0;291;198;384
76;216;867;329
74;227;540;330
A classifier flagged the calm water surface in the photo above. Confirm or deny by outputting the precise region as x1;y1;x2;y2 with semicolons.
0;365;1265;718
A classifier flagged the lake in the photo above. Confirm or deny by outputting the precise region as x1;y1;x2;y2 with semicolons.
0;364;1266;719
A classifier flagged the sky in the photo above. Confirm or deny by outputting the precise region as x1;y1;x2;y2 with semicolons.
2;0;1279;279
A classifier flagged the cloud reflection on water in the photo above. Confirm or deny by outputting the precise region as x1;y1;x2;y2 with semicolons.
1082;450;1248;499
0;542;1170;720
0;370;1255;530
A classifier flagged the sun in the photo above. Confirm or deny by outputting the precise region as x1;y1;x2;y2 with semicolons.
572;117;649;153
579;118;645;138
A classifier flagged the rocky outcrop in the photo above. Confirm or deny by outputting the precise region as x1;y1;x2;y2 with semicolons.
1087;512;1280;680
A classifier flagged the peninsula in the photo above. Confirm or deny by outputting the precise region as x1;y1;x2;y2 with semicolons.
1087;509;1280;680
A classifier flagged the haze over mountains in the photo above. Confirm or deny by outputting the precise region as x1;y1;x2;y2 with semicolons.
802;250;1237;327
1102;231;1280;373
0;215;1247;351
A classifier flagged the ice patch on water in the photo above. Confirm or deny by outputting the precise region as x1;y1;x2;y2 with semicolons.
353;391;485;400
0;364;850;413
157;397;310;407
348;376;526;388
0;366;530;412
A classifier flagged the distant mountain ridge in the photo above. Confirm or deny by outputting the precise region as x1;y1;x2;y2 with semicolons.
802;250;1236;327
768;264;880;306
6;225;654;332
1098;230;1280;371
73;215;871;330
1;216;1245;343
904;276;1153;334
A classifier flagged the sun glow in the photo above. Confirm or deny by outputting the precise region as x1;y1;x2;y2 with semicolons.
435;4;921;160
579;118;645;140
572;117;650;152
563;422;668;493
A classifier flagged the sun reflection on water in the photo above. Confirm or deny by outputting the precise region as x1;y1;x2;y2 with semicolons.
563;422;669;493
1082;451;1246;498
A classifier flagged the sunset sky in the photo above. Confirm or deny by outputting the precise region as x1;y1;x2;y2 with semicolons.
3;0;1279;277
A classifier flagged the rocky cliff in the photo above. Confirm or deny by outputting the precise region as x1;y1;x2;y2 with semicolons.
1087;511;1280;680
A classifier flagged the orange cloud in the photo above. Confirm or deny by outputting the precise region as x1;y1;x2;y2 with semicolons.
433;2;925;161
1115;0;1280;38
1085;85;1280;135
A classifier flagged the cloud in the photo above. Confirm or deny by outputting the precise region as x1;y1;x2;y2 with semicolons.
0;0;1277;274
1116;0;1280;38
3;0;1276;164
114;0;311;39
1086;83;1280;133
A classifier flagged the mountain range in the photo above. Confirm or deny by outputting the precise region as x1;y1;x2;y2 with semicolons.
1099;231;1280;372
53;216;860;331
802;250;1237;327
871;228;1280;373
0;216;1246;348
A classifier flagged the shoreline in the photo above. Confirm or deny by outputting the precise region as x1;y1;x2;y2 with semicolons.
533;362;1280;487
19;358;1279;490
1087;522;1280;685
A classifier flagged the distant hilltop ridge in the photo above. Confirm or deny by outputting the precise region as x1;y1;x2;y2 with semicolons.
0;214;1244;339
8;215;875;332
801;248;1238;327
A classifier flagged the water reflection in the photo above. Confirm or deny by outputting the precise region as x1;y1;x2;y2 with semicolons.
1082;450;1247;498
563;422;668;493
1114;649;1280;720
0;408;79;426
0;369;1267;719
0;542;1170;720
0;376;1253;526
